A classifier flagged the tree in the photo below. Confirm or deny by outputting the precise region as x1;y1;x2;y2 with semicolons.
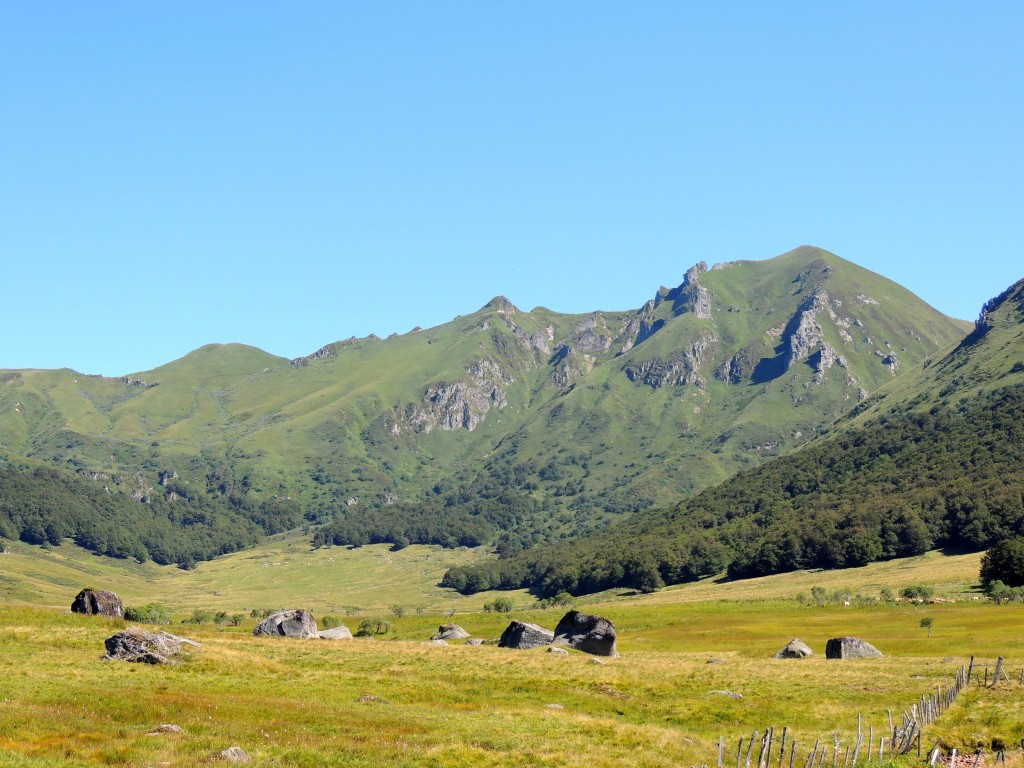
919;617;934;637
980;537;1024;589
810;586;828;606
391;605;406;618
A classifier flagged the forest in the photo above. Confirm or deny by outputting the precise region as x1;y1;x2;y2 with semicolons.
442;384;1024;596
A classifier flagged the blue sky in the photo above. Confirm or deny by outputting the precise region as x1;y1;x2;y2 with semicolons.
2;2;1021;376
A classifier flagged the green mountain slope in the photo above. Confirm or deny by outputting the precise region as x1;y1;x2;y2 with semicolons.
0;247;970;564
443;277;1024;596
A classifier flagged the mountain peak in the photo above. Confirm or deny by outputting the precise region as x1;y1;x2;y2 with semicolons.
483;296;519;314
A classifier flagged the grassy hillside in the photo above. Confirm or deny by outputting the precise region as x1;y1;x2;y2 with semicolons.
0;247;971;567
444;278;1024;596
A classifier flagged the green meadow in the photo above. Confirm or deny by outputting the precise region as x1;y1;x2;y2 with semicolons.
1;544;1022;767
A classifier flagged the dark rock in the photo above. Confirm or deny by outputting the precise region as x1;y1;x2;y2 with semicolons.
71;589;124;618
826;637;883;659
252;609;318;639
552;610;619;657
498;620;554;650
431;623;469;641
774;638;814;659
318;625;353;640
104;628;200;665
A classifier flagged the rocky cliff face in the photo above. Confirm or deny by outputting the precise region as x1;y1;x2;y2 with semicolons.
624;331;718;389
404;358;513;433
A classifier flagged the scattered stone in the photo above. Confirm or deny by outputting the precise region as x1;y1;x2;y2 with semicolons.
318;625;354;640
218;746;251;763
498;620;554;650
104;628;200;665
547;646;569;655
774;638;814;659
356;694;391;705
711;690;743;699
826;637;883;659
465;638;486;646
431;623;470;641
544;703;565;710
147;724;183;735
706;658;726;664
252;609;318;639
72;588;124;618
428;639;448;646
552;610;619;657
589;658;606;665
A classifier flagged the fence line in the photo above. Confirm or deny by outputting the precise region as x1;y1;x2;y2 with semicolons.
694;657;1021;768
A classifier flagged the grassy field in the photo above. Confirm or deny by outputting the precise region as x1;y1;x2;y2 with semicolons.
1;545;1022;767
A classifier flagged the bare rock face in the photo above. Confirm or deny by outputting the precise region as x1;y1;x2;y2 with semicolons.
104;628;200;664
498;620;554;650
773;638;814;659
253;609;318;639
318;625;354;640
552;610;619;657
405;359;513;432
825;637;882;659
624;332;717;389
431;623;469;641
72;589;124;618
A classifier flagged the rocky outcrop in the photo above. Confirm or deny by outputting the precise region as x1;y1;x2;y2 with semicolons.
717;343;764;384
431;623;469;642
104;628;200;664
72;589;124;618
552;610;619;657
253;609;318;639
783;292;850;383
405;359;513;432
657;262;712;320
498;621;554;650
773;638;814;659
825;637;882;659
318;625;354;640
624;332;717;389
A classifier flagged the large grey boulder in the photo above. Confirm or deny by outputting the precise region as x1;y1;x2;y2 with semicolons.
826;637;883;659
253;609;318;639
774;638;814;659
104;628;200;664
498;620;554;650
72;589;124;618
552;610;619;657
318;625;354;640
431;623;470;641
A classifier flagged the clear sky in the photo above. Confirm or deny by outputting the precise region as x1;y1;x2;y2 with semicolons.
2;2;1021;376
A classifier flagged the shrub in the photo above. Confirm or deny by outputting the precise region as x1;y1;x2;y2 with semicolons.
124;603;172;624
321;615;341;629
900;585;935;601
356;618;392;636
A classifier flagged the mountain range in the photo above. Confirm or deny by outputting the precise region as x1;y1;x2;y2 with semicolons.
0;246;985;571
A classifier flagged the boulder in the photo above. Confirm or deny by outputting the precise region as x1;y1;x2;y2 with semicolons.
318;625;354;640
547;646;569;655
465;638;486;646
104;628;200;665
552;610;619;657
498;620;554;650
826;637;883;659
431;623;470;641
773;638;814;659
253;609;318;639
427;639;448;646
72;588;124;618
